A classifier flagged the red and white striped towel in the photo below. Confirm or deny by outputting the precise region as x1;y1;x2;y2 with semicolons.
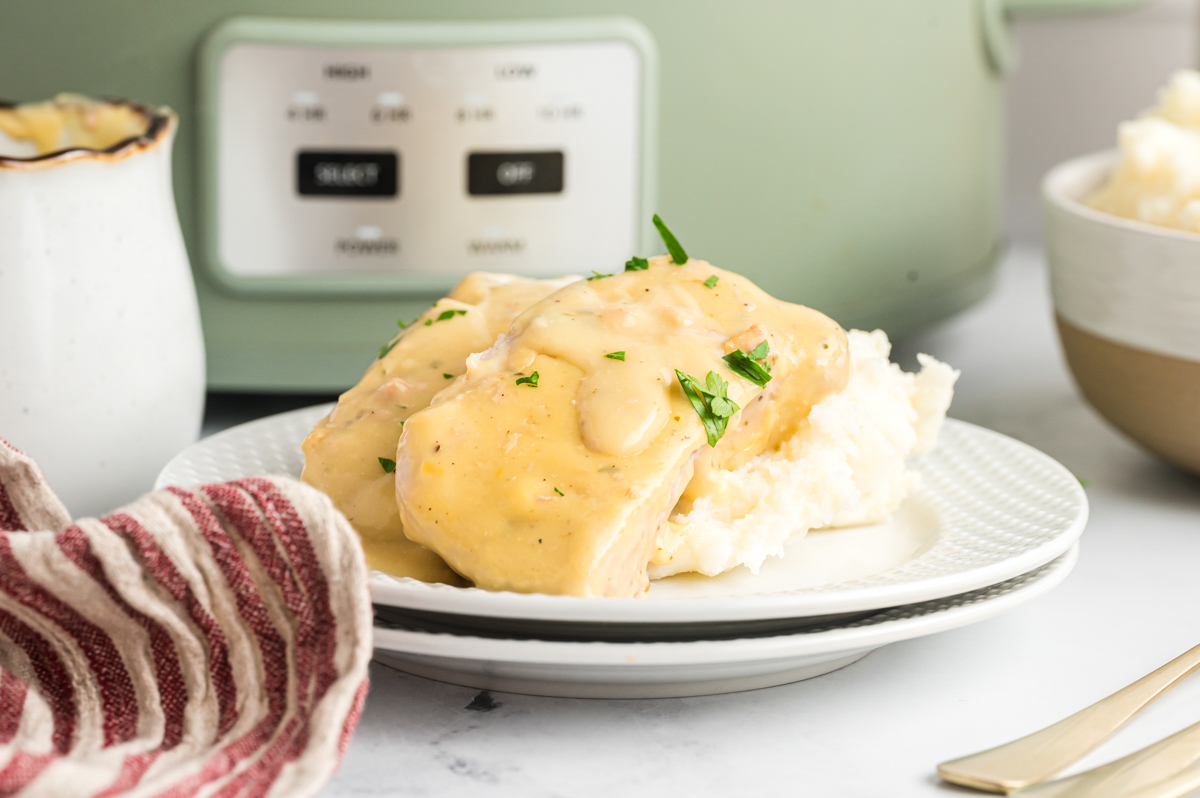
0;438;373;798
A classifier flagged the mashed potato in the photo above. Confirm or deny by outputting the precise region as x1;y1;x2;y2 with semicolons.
1089;70;1200;231
649;329;958;579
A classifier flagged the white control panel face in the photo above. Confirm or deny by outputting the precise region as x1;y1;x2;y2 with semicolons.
214;39;643;282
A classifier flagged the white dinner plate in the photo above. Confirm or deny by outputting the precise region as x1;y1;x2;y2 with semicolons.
370;543;1078;698
158;406;1087;631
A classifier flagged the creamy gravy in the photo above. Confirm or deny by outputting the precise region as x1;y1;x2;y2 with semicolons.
395;258;849;596
0;95;147;156
301;273;577;583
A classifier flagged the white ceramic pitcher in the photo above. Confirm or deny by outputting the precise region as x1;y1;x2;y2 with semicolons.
0;96;205;516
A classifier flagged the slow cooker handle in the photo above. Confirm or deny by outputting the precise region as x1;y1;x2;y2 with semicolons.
983;0;1151;74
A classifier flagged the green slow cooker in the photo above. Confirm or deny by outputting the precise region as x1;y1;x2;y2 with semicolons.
0;0;1142;391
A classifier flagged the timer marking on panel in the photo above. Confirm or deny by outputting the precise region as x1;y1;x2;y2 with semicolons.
286;91;325;122
371;92;410;123
538;103;583;121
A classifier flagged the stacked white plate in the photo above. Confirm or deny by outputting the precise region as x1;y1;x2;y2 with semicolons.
159;407;1086;698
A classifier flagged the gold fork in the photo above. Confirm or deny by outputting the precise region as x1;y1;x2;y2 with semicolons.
1016;717;1200;798
938;643;1200;793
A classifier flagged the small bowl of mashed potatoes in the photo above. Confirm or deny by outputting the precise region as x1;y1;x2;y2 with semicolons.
1043;70;1200;475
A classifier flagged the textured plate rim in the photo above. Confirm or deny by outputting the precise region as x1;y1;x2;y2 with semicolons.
160;403;334;481
371;543;1079;665
159;407;1088;623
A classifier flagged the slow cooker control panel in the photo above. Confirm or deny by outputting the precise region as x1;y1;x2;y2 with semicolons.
201;19;653;293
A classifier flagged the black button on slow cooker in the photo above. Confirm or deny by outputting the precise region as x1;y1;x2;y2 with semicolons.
467;151;564;196
296;150;399;197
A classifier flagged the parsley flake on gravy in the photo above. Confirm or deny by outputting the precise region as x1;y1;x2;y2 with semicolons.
625;256;649;271
586;270;610;281
378;457;397;473
554;487;565;497
424;307;467;325
377;339;398;360
652;214;689;265
379;313;424;357
723;340;773;387
604;351;626;361
704;275;719;289
675;369;739;447
515;371;540;387
443;373;453;379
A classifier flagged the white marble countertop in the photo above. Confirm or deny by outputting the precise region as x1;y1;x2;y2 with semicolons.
319;246;1200;797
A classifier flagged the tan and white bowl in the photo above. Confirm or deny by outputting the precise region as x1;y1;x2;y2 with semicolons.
1044;151;1200;475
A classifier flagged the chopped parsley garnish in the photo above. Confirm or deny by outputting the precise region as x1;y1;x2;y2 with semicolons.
380;314;422;357
604;351;626;361
652;214;688;265
381;312;434;355
378;457;396;473
515;371;540;387
703;275;719;289
377;339;398;359
423;308;468;326
553;487;565;497
723;340;772;387
586;270;610;281
443;373;453;379
625;256;649;271
675;369;739;447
